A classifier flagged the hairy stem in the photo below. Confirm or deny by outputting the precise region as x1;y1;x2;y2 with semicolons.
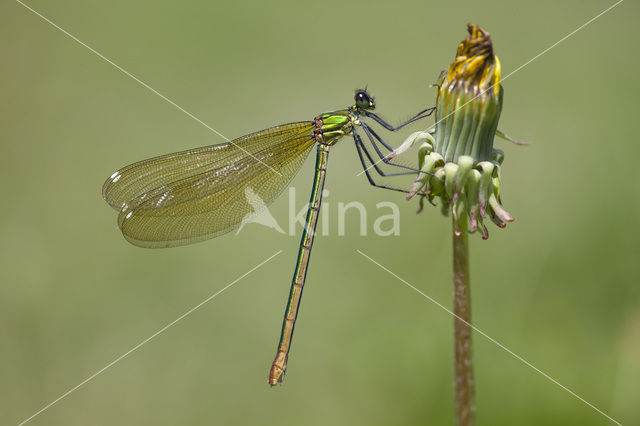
453;217;475;426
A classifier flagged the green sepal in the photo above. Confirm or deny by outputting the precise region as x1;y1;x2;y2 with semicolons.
477;162;495;217
466;169;482;232
488;193;514;223
452;155;474;204
444;162;459;198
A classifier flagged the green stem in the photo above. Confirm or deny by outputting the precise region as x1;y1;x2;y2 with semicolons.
453;217;475;426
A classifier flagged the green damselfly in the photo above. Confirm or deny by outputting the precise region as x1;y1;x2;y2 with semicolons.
102;89;434;385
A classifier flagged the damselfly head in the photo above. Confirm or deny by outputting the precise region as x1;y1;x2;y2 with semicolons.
354;89;375;110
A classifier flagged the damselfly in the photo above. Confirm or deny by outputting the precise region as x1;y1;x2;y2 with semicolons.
102;89;434;385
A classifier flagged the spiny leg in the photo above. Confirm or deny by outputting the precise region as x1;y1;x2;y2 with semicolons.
359;122;426;174
363;107;435;131
354;132;415;178
353;132;415;194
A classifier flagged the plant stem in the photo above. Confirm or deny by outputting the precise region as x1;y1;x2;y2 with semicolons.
452;217;475;426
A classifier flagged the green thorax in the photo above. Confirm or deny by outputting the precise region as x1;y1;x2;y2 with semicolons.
314;107;360;146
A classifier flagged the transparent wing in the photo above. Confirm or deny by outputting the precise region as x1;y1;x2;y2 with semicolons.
103;122;316;248
103;122;313;210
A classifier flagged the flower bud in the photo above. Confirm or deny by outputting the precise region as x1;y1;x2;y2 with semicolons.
434;24;502;163
397;24;525;238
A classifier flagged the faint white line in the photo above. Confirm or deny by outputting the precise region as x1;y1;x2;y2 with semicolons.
17;250;283;426
16;0;283;176
357;0;624;176
497;0;623;88
356;250;623;426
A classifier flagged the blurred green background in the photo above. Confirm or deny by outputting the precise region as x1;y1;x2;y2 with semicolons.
2;0;639;424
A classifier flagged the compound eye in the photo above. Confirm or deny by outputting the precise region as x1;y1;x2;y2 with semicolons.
355;90;370;108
